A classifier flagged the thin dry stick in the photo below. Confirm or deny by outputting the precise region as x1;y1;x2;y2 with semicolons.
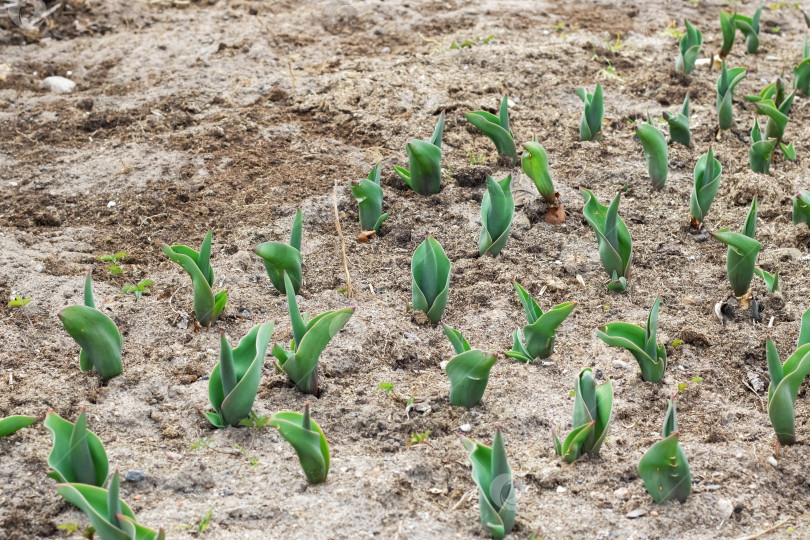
732;519;790;540
333;179;353;298
288;59;296;90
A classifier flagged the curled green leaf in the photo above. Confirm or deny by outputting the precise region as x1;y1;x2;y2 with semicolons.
350;164;389;233
676;21;702;74
460;428;516;539
0;415;37;438
442;325;496;408
45;409;108;486
479;175;514;256
719;11;736;58
793;190;810;229
395;112;445;195
754;268;780;292
766;337;810;445
465;96;517;165
734;7;762;54
638;399;691;504
636;119;668;189
521;134;556;204
580;188;632;291
253;210;304;295
597;295;666;382
689;147;722;226
663;94;691;147
749;119;778;175
554;368;613;463
795;38;810;95
411;237;451;324
506;281;576;362
575;84;603;141
270;403;330;484
716;61;746;131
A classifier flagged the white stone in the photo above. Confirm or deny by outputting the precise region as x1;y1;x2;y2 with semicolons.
39;76;76;93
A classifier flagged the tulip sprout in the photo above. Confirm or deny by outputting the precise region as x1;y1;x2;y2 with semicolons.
395;111;445;195
56;470;164;540
0;415;37;438
162;230;228;326
580;188;632;292
460;428;516;540
44;410;108;486
749;119;778;175
675;21;702;74
272;273;355;394
663;94;691;147
795;38;810;95
766;335;810;446
411;237;451;324
711;196;761;298
636;117;668;189
754;268;780;293
793;190;810;229
597;295;666;382
465;96;517;165
506;281;576;363
638;398;691;504
205;322;274;428
522;134;564;223
734;7;763;54
350;163;389;235
719;11;735;58
479;175;514;256
716;61;746;131
576;84;603;141
554;367;613;463
269;403;330;484
253;210;304;295
442;325;497;408
689;147;722;229
58;271;123;381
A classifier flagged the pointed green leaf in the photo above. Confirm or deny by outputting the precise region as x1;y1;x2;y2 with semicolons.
45;411;108;486
712;229;762;297
270;404;330;484
446;350;497;408
442;324;471;355
411;237;450;324
636;122;668;189
690;147;721;224
0;415;37;438
59;305;123;381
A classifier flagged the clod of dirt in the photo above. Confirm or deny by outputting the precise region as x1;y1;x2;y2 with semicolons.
452;166;492;188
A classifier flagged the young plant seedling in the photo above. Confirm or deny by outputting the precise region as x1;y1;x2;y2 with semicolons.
522;134;564;223
716;61;747;131
505;281;576;363
45;409;108;486
689;147;722;229
719;11;736;58
350;164;389;237
793;190;810;229
795;38;810;95
675;21;702;74
8;294;33;327
460;427;516;540
162;230;228;326
442;325;497;408
711;196;761;298
749;118;778;174
580;188;632;292
395;111;446;195
766;333;810;445
554;367;613;463
734;7;763;54
479;175;514;256
663;94;691;147
754;268;780;292
407;430;433;447
269;403;330;484
253;210;304;295
0;415;37;438
56;470;165;540
597;295;666;382
635;117;668;189
121;279;154;300
750;77;794;144
465;96;517;166
272;272;355;394
576;84;604;141
638;398;691;504
205;321;274;428
97;252;127;275
411;237;450;324
58;271;123;381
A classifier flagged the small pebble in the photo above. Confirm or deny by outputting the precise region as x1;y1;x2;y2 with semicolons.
39;76;76;93
613;487;629;500
165;451;182;460
223;488;234;496
459;424;471;432
767;456;778;467
381;47;390;54
124;470;145;482
626;509;647;519
556;486;566;493
107;201;116;208
613;359;631;370
403;332;421;341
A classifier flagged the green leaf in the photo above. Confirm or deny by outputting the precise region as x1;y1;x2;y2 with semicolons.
521;135;556;204
781;141;796;160
716;62;747;130
465;96;517;165
799;307;810;349
59;305;123;381
557;368;613;462
442;324;472;355
207;322;274;427
270;404;330;484
45;411;108;487
576;84;603;141
766;340;810;445
84;270;95;308
508;281;575;361
0;415;37;438
793;190;810;229
636;122;668;189
411;237;451;324
663;94;691;147
253;211;304;295
689;147;721;225
446;350;497;408
580;188;632;288
478;175;514;256
162;236;226;326
638;399;691;504
397;113;445;195
676;21;702;74
754;268;780;292
712;229;762;297
351;171;388;233
719;11;736;57
596;297;666;382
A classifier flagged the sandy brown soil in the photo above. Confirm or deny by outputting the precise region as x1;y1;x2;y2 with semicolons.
3;0;810;538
